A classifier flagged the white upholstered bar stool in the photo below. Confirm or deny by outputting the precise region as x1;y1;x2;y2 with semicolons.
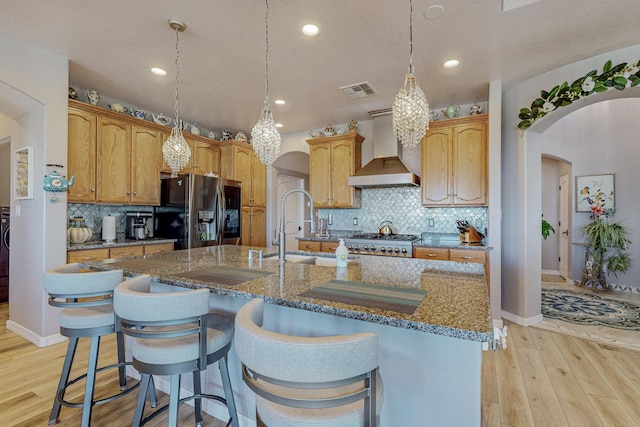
114;274;239;427
234;298;384;427
43;263;140;427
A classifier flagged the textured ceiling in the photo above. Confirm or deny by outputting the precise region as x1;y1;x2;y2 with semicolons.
1;0;640;134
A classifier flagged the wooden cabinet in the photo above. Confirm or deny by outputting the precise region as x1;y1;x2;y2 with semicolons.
221;142;266;207
68;107;97;202
242;206;266;247
67;248;110;263
221;142;266;246
144;242;174;254
421;115;487;206
68;101;161;205
67;242;174;263
161;137;221;177
449;248;486;264
307;133;363;209
297;240;341;253
413;247;449;261
298;240;321;252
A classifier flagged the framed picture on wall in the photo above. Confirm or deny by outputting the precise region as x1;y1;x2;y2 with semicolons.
14;146;34;200
575;173;615;213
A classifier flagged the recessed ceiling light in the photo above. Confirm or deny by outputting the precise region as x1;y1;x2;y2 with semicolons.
151;67;167;76
276;123;283;128
424;5;444;20
274;99;286;105
443;59;460;68
302;24;319;36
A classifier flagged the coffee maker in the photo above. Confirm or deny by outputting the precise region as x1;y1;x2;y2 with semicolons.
126;211;153;240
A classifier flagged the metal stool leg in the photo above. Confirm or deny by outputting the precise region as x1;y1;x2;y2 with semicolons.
148;375;158;408
80;336;101;427
116;331;127;389
193;370;203;427
49;337;79;425
168;374;181;427
219;355;239;427
132;374;151;427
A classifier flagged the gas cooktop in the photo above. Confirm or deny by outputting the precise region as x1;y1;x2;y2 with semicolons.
348;233;420;242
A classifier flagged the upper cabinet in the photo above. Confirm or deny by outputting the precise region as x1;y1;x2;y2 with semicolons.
306;133;363;209
68;100;161;205
220;142;266;207
421;114;487;206
160;137;221;177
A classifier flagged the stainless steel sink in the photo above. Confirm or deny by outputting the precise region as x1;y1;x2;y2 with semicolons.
264;253;349;266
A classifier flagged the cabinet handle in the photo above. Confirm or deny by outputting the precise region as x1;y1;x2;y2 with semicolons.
462;256;473;259
82;257;97;260
91;189;95;192
427;253;437;257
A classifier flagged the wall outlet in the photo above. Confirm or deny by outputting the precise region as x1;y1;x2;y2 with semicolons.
428;218;434;227
328;214;333;225
353;217;358;226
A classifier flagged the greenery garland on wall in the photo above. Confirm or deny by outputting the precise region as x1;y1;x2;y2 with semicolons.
518;59;640;130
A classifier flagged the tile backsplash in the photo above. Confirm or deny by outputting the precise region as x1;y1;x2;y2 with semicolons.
318;187;487;236
68;204;153;241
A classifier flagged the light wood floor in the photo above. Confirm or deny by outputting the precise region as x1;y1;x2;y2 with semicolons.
2;300;640;427
0;303;227;427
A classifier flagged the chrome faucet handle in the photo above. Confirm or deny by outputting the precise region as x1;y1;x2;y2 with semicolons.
248;249;263;260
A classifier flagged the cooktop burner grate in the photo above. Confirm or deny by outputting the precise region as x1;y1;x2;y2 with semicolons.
349;233;420;242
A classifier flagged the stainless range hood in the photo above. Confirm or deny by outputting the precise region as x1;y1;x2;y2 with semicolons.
348;112;421;188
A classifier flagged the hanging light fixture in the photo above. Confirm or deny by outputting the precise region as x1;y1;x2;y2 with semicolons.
162;19;191;177
251;0;281;166
392;0;430;149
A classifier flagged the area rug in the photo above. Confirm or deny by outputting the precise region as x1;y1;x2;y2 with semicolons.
541;288;640;331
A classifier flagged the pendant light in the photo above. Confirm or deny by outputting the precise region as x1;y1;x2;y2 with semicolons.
162;19;191;177
392;0;430;149
251;0;281;166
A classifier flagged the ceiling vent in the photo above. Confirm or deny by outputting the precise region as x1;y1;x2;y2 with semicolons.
339;81;376;99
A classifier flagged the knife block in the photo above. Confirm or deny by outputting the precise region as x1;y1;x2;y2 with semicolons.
460;226;483;244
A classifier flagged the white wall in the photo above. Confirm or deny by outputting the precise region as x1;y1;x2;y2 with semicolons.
0;33;69;343
541;98;640;287
501;43;640;324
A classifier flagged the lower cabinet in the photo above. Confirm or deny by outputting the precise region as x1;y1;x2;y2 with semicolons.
414;247;489;294
242;207;266;247
67;243;174;263
297;240;340;253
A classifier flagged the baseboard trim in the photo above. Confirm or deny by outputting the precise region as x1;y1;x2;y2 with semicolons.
125;366;253;426
501;311;543;326
542;269;560;276
5;320;67;347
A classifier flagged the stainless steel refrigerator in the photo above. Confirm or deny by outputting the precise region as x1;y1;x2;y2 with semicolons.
154;175;241;250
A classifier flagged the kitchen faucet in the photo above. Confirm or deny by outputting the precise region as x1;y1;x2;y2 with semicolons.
279;189;316;263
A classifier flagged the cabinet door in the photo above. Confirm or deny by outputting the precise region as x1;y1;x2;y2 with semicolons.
449;249;486;264
251;152;266;207
422;128;452;205
67;248;110;263
309;144;331;208
299;240;321;252
144;242;174;254
160;133;194;175
97;117;131;203
192;140;221;176
110;245;145;258
251;206;266;247
236;148;253;206
453;123;487;205
321;241;340;252
131;125;161;205
68;108;97;202
241;206;266;247
330;141;358;208
413;247;449;260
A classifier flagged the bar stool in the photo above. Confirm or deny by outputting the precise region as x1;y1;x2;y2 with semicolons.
43;263;141;427
114;274;239;427
234;298;384;426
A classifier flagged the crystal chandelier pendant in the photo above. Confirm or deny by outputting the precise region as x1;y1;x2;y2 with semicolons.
252;104;281;165
163;126;191;177
392;71;429;149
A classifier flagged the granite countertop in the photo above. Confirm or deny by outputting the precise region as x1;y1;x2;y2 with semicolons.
80;245;493;343
68;238;177;251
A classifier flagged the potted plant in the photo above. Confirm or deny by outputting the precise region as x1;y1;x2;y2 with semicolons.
541;217;555;240
582;209;631;289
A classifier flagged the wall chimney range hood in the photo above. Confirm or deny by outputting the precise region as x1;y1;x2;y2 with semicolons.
348;110;421;188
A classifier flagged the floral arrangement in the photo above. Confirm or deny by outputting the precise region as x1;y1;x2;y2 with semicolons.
518;59;640;130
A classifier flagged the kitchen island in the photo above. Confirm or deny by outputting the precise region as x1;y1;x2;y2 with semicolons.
82;245;493;426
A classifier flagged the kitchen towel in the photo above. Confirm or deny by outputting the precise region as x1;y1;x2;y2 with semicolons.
102;215;116;241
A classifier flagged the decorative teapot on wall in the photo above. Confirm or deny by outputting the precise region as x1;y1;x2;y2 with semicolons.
43;169;75;192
